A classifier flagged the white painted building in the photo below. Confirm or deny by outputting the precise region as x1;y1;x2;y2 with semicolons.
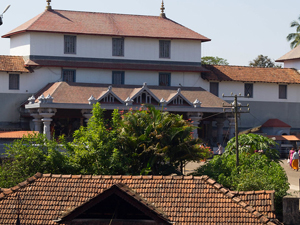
0;1;235;147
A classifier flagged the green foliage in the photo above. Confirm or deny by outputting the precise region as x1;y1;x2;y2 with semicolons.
225;133;279;161
287;15;300;49
0;103;211;187
193;153;288;214
201;56;229;65
249;55;281;68
193;134;289;215
0;134;70;188
118;105;211;174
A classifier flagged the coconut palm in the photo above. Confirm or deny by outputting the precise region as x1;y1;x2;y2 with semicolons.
287;15;300;49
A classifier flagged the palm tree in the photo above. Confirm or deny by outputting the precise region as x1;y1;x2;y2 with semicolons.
287;15;300;49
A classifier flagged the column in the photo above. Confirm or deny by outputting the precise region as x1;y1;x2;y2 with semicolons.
188;113;203;139
39;108;56;140
81;109;93;123
228;117;235;140
216;118;225;144
29;110;42;133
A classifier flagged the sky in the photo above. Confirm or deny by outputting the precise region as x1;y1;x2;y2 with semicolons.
0;0;299;66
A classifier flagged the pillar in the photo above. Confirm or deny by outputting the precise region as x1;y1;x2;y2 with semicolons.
38;108;56;140
228;117;235;140
29;110;42;133
188;113;203;139
216;118;225;144
81;109;93;123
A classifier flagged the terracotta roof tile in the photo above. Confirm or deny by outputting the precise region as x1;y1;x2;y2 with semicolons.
202;65;300;84
262;119;291;127
0;173;279;224
29;82;229;109
0;131;37;139
0;56;30;73
3;9;210;42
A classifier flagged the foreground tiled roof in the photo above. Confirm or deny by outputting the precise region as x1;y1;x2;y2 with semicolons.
0;131;37;139
0;56;30;73
276;45;300;62
28;82;229;108
0;173;279;224
2;9;210;42
202;65;300;84
262;119;291;128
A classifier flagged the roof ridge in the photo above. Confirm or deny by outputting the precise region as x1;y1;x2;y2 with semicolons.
201;176;276;224
0;172;42;201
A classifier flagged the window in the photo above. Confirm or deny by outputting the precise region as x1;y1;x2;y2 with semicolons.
244;83;253;98
279;85;287;99
159;73;171;86
9;74;19;90
210;82;219;96
64;35;76;54
112;38;124;56
159;40;171;58
112;71;125;84
62;69;76;82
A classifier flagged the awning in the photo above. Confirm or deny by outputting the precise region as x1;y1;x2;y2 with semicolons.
266;135;300;141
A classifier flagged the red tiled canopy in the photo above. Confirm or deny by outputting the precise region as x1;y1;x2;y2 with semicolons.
0;173;279;224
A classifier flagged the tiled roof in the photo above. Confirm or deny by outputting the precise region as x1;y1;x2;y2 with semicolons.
202;65;300;84
262;119;291;128
0;131;37;139
276;45;300;62
0;173;279;225
2;9;210;42
29;82;229;108
0;56;30;73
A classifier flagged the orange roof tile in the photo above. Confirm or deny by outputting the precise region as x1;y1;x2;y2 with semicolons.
0;56;30;73
202;65;300;84
29;82;229;108
0;131;37;139
0;173;279;224
262;119;291;128
2;9;210;42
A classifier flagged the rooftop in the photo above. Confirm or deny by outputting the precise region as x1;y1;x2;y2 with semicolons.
0;173;279;224
2;9;210;42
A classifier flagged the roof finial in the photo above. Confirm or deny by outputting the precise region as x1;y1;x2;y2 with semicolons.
160;0;166;18
46;0;52;11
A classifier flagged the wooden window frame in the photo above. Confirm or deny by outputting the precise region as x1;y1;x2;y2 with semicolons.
244;83;253;98
159;73;171;86
62;69;76;82
210;82;219;97
64;35;77;54
279;84;287;99
9;74;20;90
159;40;171;58
112;38;124;56
112;71;125;85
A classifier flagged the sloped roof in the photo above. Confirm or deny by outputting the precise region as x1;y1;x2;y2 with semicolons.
0;173;279;224
2;9;210;42
276;45;300;62
0;131;37;139
202;65;300;84
28;82;229;108
262;119;291;128
0;56;30;73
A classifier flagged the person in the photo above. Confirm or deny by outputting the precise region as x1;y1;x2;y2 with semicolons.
289;148;295;168
292;149;299;171
217;142;223;155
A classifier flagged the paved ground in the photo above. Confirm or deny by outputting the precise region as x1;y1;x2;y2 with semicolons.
185;158;300;196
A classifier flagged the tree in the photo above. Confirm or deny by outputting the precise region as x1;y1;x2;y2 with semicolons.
0;134;70;188
193;134;289;215
249;55;280;68
286;15;300;49
201;56;229;65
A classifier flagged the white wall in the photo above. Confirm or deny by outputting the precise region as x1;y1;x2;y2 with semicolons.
284;59;300;70
201;80;300;103
12;33;202;63
10;33;31;56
